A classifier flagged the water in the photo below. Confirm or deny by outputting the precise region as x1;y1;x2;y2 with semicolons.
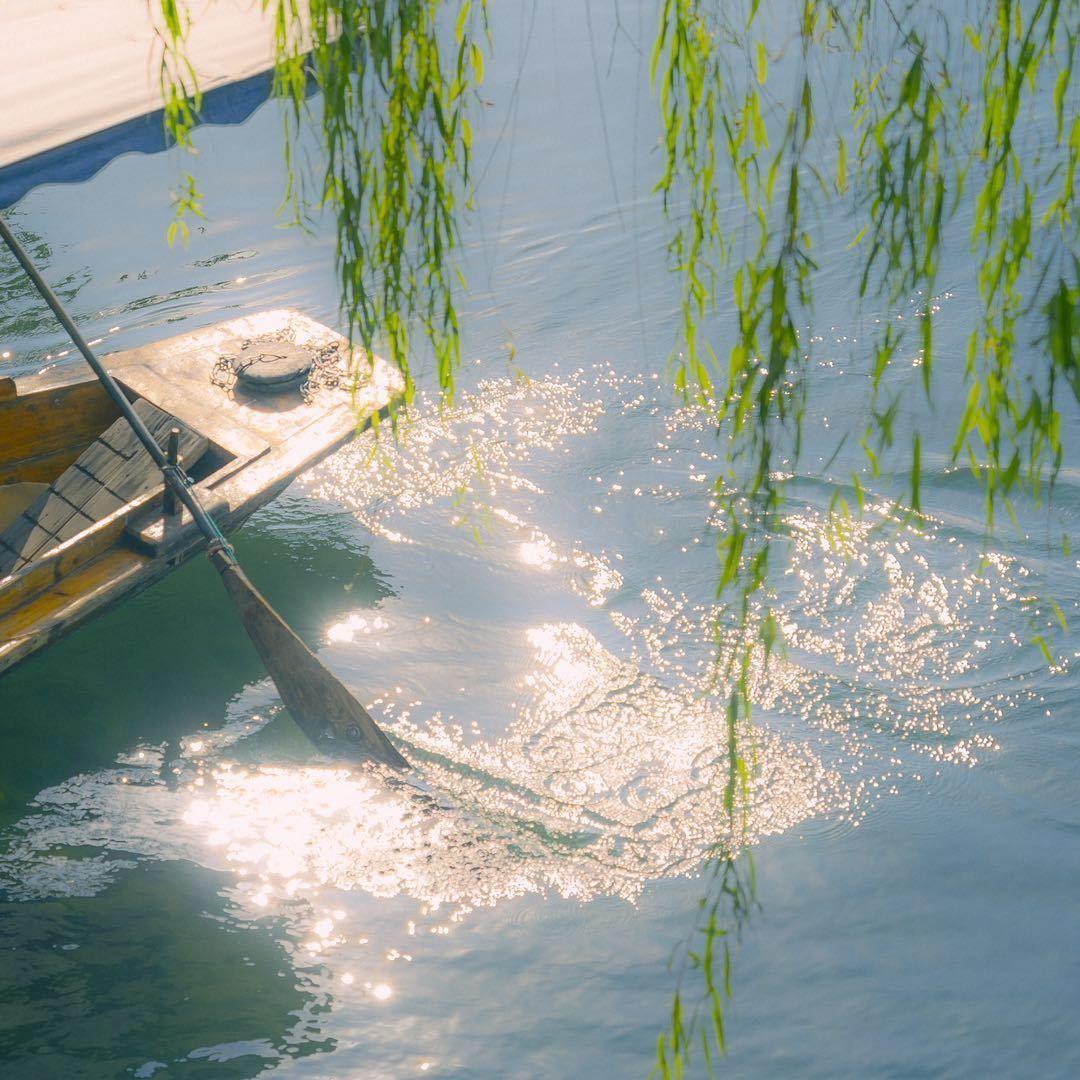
2;2;1080;1077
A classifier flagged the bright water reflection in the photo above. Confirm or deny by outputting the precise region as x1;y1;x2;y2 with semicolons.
2;0;1080;1076
0;359;1057;1074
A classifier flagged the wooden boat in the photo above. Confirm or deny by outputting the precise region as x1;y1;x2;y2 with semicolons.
0;309;401;675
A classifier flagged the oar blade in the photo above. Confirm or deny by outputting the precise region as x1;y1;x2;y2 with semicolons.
209;547;409;769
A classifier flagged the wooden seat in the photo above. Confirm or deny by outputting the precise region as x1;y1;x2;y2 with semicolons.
0;398;207;576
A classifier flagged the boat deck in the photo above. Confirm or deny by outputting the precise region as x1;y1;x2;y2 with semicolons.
0;309;401;675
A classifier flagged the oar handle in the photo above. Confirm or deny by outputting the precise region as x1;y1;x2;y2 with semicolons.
0;216;232;556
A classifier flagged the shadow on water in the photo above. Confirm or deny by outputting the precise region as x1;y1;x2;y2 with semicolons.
0;497;394;1077
0;860;328;1080
0;221;91;349
0;496;395;827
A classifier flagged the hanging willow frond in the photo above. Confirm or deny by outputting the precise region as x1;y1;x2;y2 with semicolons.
156;0;487;404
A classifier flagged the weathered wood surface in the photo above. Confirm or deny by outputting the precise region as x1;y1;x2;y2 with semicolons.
0;398;207;575
115;364;270;459
0;548;150;673
0;482;48;532
108;310;373;449
0;379;118;485
125;490;229;558
128;402;359;557
0;308;403;679
0;488;158;621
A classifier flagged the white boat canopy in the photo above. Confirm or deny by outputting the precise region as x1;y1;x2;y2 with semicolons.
1;0;290;207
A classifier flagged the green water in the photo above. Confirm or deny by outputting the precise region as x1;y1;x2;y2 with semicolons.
2;2;1080;1077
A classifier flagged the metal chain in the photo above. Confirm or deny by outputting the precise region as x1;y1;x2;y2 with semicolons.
300;342;345;403
209;335;345;403
209;351;239;391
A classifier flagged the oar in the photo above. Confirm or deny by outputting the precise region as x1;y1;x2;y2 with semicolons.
0;217;408;770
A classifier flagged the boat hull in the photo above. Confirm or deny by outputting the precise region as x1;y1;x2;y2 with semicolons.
0;309;401;676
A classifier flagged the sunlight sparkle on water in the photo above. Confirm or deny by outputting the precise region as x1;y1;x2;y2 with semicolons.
519;539;558;568
0;369;1036;945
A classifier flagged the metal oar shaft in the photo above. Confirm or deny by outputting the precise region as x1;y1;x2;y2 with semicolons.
0;217;224;550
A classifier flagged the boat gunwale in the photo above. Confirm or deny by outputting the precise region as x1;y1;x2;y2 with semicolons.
0;485;160;617
0;307;402;677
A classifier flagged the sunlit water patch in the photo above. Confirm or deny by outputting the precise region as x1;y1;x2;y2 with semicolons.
0;367;1045;940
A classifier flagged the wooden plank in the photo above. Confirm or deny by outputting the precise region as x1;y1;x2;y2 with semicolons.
0;489;156;618
0;445;85;486
0;380;118;477
107;311;364;451
0;498;132;613
124;490;229;557
126;399;360;557
113;364;271;459
0;378;16;402
25;490;95;535
0;398;207;575
0;549;150;670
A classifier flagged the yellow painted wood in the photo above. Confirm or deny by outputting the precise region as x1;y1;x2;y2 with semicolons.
0;308;403;677
0;548;148;639
0;499;142;618
0;380;118;485
0;549;150;671
0;398;208;574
